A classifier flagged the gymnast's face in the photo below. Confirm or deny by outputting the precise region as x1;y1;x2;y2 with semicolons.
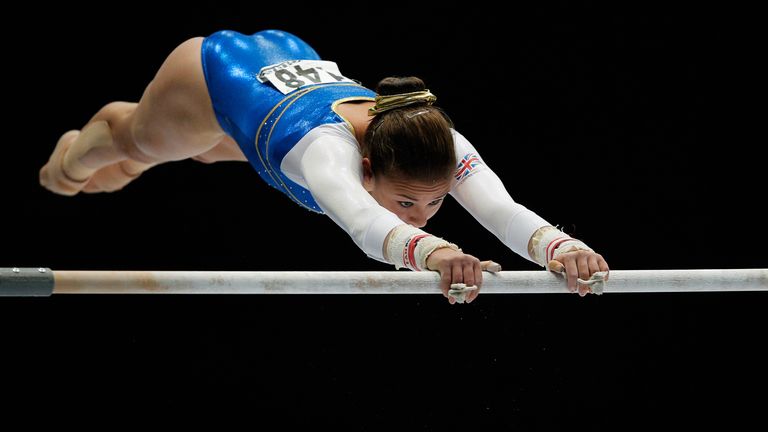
363;162;452;228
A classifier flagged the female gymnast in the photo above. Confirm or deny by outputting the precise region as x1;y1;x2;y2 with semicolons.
39;30;609;303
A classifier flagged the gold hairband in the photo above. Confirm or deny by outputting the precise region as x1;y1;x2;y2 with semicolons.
368;90;437;116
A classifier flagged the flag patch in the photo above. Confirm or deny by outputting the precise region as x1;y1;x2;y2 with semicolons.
455;152;483;181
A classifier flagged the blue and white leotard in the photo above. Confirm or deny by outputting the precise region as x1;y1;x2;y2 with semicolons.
201;29;551;264
201;29;376;212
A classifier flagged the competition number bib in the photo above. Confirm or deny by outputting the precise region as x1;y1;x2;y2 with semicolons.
257;60;354;94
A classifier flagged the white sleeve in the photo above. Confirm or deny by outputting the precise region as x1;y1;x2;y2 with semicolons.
300;135;404;263
449;129;551;264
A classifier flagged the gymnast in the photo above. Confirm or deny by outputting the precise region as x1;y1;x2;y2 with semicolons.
39;30;609;303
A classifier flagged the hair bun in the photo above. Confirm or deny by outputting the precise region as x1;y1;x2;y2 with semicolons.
375;76;426;96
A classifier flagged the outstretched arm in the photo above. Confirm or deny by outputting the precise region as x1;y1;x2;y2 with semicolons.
449;130;609;295
300;131;489;303
40;37;241;196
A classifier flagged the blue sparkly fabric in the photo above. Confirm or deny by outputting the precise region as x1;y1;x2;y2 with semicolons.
201;29;375;212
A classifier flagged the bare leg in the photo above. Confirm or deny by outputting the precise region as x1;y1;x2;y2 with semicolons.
40;37;241;196
40;103;155;195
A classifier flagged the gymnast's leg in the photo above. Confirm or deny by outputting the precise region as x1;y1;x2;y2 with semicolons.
40;37;244;196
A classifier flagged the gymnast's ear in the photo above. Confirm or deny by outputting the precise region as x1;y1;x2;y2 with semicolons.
362;157;375;191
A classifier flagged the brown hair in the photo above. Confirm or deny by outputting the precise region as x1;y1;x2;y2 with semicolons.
363;77;456;182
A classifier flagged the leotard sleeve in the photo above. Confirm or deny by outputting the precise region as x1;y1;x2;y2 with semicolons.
449;129;552;264
300;132;404;263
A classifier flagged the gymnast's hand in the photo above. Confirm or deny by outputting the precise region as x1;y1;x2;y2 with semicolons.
548;250;610;297
426;248;486;304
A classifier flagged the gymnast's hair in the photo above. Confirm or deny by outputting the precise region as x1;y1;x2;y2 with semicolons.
363;77;456;182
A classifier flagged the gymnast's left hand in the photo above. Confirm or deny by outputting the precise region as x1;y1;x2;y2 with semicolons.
426;248;483;304
549;250;610;297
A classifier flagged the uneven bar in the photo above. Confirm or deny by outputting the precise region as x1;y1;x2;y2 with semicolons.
52;268;768;295
1;268;766;296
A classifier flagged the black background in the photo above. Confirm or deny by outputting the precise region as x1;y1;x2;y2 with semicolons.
1;1;765;430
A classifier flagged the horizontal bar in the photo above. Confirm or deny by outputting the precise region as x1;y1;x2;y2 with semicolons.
33;268;768;295
2;268;766;296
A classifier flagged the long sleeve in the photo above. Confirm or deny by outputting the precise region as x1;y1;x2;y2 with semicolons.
449;130;551;264
299;130;403;263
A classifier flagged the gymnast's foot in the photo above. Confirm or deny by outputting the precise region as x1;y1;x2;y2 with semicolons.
40;130;88;196
80;159;155;194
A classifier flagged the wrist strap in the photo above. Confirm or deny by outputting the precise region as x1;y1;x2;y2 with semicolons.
385;224;460;271
530;226;592;267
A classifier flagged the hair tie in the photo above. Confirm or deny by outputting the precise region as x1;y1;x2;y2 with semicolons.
368;90;437;116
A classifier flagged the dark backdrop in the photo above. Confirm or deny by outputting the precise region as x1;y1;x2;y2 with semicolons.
1;2;765;430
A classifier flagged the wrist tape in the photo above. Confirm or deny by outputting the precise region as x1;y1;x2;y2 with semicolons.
530;226;593;267
385;224;460;271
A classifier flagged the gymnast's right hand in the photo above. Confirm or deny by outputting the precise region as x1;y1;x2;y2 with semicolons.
426;248;485;304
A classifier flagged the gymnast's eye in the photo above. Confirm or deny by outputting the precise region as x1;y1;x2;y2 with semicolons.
428;198;443;206
398;201;414;208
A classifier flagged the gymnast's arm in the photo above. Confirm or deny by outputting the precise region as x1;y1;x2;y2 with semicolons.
300;134;485;303
449;130;610;294
448;130;550;265
300;134;402;263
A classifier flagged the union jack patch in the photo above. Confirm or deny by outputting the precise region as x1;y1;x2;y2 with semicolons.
455;152;483;181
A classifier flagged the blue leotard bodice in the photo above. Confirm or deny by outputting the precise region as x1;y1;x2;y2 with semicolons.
201;30;375;212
